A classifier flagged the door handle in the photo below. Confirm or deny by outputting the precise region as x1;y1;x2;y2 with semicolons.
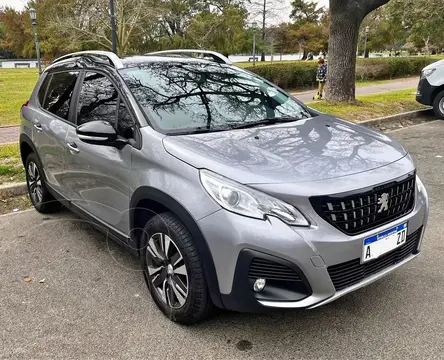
34;122;43;132
67;142;80;154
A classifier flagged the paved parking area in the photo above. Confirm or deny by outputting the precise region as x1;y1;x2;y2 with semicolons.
1;120;444;359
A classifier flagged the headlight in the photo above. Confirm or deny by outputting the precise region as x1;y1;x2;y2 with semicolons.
199;169;309;226
421;68;436;79
416;175;426;195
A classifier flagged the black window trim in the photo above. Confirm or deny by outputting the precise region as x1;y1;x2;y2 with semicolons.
37;69;81;127
72;68;142;149
36;72;51;108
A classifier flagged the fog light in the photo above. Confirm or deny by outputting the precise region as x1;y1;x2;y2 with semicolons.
253;278;266;292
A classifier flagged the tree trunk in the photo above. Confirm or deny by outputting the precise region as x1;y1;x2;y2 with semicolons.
326;0;390;102
326;2;361;101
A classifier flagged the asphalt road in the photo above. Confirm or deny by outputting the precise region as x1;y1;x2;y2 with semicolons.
1;120;444;360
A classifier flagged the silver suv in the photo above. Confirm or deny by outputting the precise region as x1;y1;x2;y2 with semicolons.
20;50;429;324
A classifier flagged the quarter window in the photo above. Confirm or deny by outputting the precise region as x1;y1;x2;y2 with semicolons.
43;71;79;121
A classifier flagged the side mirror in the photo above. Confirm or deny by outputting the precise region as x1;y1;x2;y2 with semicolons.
76;121;117;146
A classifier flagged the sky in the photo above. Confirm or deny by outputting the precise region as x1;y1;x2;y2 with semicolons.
0;0;329;17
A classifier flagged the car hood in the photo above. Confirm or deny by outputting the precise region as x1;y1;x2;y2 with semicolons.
423;59;444;70
163;115;407;184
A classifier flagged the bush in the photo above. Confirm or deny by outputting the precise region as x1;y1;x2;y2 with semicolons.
245;57;441;89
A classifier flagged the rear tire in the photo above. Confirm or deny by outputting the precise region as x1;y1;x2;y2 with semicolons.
25;153;62;213
140;212;214;325
432;90;444;119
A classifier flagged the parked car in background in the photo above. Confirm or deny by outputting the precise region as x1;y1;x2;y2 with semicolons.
417;59;444;118
20;50;429;324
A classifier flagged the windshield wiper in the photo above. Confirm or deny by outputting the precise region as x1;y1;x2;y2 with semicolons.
229;116;304;130
168;127;228;135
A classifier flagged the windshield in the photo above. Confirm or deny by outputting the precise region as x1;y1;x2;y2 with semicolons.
120;61;311;134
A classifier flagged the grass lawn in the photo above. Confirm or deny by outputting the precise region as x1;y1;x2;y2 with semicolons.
0;68;39;126
0;143;25;185
307;88;428;122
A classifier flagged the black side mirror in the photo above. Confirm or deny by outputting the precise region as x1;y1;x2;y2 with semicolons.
76;121;117;146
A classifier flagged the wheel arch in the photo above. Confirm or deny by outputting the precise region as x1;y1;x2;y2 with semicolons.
432;85;444;103
129;186;223;308
19;133;41;168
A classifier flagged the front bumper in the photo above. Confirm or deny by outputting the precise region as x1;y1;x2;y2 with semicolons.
416;77;436;106
198;178;429;312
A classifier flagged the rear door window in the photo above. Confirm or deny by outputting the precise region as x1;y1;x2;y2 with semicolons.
43;71;79;122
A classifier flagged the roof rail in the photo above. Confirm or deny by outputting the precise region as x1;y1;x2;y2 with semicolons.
52;51;124;69
145;50;232;65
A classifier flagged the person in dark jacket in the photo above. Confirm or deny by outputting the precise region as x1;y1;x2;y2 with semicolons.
313;58;327;100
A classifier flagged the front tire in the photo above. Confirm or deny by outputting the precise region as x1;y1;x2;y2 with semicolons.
432;90;444;119
25;153;62;213
140;212;213;324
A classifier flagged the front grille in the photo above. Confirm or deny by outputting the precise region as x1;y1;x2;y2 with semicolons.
328;227;422;291
248;258;302;282
310;174;416;235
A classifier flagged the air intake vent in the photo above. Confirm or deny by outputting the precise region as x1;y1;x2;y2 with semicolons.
249;258;302;282
328;227;422;291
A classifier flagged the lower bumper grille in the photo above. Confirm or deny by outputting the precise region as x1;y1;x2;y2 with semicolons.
249;258;302;282
328;227;422;291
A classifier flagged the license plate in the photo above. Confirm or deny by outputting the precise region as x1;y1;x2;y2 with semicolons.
362;223;407;263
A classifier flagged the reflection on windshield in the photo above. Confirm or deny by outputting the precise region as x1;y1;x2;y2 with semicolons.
120;62;310;133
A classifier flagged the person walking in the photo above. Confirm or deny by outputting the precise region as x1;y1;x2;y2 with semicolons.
313;58;327;100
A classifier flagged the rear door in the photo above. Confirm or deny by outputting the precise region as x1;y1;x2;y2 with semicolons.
64;71;135;234
32;71;80;194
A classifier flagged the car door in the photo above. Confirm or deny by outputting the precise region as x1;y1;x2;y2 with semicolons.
64;71;135;234
32;71;80;195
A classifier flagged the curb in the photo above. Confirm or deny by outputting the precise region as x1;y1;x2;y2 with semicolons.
359;108;434;130
0;182;27;199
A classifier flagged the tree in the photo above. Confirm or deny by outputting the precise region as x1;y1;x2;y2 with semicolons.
289;0;328;59
249;0;286;61
0;7;34;58
44;0;160;56
288;21;327;59
290;0;323;23
186;5;248;55
387;0;444;54
327;0;390;102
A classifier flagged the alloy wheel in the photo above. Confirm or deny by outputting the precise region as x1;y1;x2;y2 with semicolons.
146;232;189;309
27;162;43;205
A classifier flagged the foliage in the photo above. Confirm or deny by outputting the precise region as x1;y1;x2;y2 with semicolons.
246;57;439;89
0;7;34;58
186;4;248;56
290;0;324;23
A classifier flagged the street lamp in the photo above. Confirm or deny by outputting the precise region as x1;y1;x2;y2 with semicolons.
252;22;258;67
363;25;370;58
29;8;42;75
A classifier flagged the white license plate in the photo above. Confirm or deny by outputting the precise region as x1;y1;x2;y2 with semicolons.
362;223;407;263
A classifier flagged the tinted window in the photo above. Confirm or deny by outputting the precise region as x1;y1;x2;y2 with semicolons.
77;72;118;126
37;75;51;106
43;71;79;121
120;62;310;133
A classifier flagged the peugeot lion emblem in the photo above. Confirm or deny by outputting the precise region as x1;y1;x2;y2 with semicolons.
377;193;389;213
